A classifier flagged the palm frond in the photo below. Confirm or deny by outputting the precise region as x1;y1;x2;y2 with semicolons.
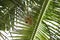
0;0;60;40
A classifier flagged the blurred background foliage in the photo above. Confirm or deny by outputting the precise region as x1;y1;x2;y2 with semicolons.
0;0;60;40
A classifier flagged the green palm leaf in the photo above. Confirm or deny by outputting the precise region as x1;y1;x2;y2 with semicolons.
0;0;60;40
34;0;60;40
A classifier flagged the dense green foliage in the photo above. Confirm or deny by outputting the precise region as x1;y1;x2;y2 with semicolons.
0;0;60;40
